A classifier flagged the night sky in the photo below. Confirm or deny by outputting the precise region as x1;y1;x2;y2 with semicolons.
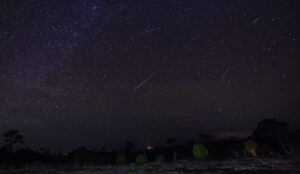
0;0;299;151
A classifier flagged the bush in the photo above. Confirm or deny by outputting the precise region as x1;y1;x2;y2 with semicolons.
192;144;209;159
155;154;165;162
115;153;127;164
135;154;148;164
233;149;240;158
244;139;257;156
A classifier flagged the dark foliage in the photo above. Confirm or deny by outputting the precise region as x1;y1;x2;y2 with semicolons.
0;119;299;170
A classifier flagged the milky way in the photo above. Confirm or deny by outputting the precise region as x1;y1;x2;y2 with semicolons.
0;0;299;150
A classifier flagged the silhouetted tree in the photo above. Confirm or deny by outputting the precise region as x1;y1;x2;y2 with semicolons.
101;146;107;152
288;130;300;153
70;146;90;167
252;119;290;138
2;130;24;151
115;153;127;164
166;138;176;146
198;133;215;153
198;133;214;144
155;154;165;162
125;141;134;152
39;147;50;155
135;154;148;164
252;119;291;154
166;138;177;161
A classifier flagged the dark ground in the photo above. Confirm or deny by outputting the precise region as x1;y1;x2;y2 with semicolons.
0;156;299;174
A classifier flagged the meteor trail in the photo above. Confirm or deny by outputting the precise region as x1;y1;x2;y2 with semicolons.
142;28;160;34
252;16;262;24
221;69;229;80
134;72;157;91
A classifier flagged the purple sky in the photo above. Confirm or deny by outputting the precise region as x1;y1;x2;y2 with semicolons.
0;0;299;150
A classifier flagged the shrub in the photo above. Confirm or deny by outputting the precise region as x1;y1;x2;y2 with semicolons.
192;144;209;159
233;149;240;158
115;153;127;164
155;154;165;162
135;154;148;164
244;139;257;156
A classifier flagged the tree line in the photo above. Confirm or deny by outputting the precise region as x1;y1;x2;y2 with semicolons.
0;118;299;170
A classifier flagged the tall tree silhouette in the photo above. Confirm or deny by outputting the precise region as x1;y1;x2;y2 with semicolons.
2;130;24;151
166;138;177;161
252;119;291;154
125;141;134;152
166;138;177;146
198;133;214;145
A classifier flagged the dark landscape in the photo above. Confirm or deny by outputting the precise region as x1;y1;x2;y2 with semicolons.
0;119;300;173
0;0;299;173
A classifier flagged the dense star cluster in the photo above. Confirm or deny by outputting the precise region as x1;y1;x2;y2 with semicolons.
0;0;299;150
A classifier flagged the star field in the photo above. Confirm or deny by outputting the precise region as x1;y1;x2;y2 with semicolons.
0;0;299;150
